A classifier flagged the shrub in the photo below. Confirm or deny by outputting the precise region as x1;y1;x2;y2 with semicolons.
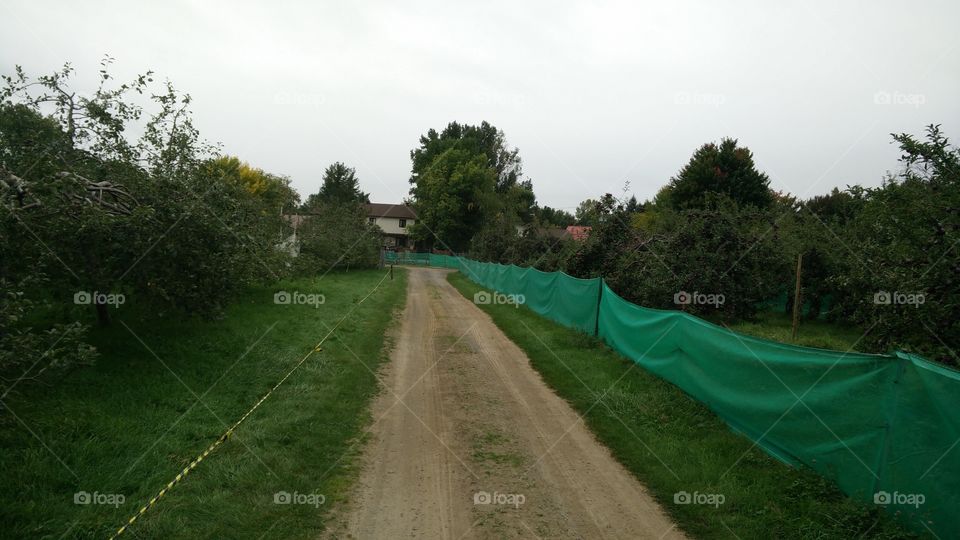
837;126;959;365
600;195;788;320
295;203;382;273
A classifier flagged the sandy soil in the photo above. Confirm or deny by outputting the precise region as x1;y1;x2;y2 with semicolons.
325;267;685;539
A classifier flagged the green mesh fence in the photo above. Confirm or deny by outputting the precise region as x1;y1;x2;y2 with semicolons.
384;251;430;265
388;253;958;537
457;258;601;333
598;283;957;538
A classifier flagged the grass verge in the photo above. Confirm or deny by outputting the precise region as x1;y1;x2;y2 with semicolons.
722;311;866;352
447;271;913;539
1;268;406;539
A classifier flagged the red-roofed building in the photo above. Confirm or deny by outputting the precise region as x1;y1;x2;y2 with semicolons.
566;225;592;241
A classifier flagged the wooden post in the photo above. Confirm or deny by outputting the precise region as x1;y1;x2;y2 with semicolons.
594;275;604;337
791;253;803;340
390;263;394;280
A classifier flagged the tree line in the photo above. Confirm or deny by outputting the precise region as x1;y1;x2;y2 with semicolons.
2;57;955;385
0;60;380;384
407;122;959;367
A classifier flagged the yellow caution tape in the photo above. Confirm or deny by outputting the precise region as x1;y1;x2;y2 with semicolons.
109;271;392;539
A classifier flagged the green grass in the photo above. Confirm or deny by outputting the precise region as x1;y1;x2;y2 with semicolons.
0;269;406;539
447;272;914;540
722;311;867;352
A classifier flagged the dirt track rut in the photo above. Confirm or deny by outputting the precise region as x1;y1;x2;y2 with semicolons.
326;267;684;539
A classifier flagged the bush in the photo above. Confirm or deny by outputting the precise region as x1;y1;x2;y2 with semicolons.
612;196;788;320
0;276;97;384
295;203;382;273
837;126;959;365
0;60;299;384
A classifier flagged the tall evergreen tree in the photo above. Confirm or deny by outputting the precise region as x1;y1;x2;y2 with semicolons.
303;162;369;210
656;138;772;209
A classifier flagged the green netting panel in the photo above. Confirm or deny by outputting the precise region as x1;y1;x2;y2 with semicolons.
516;266;557;317
429;253;458;268
506;265;526;296
490;263;508;292
549;272;601;333
482;262;496;289
597;282;958;538
384;251;427;265
881;353;960;536
461;262;600;333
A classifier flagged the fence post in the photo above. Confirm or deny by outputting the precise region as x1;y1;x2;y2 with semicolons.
791;253;803;340
390;263;394;280
594;275;604;337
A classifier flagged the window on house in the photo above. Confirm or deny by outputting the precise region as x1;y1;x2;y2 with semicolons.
399;218;407;228
368;217;376;224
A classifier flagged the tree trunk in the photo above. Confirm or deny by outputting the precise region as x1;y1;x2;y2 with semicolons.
791;253;803;340
95;300;111;326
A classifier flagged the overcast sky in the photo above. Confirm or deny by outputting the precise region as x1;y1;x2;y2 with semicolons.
2;0;958;210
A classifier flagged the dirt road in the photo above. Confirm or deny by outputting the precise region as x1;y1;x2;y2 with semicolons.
326;268;684;539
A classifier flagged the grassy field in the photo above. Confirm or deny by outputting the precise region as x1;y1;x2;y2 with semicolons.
0;269;406;539
723;311;867;352
448;272;913;539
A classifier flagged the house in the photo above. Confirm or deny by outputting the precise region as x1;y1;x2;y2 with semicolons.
365;203;417;249
278;203;417;255
534;225;592;242
565;225;591;241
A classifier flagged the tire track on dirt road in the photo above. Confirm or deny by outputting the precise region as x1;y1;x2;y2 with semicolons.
325;267;685;539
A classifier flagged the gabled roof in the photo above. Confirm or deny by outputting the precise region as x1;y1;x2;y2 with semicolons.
365;203;417;219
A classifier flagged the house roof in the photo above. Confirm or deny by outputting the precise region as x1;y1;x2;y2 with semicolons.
566;225;592;241
365;203;417;219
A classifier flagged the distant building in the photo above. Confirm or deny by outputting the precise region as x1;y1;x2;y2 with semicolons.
365;203;417;249
565;225;591;241
279;203;417;254
532;225;591;242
